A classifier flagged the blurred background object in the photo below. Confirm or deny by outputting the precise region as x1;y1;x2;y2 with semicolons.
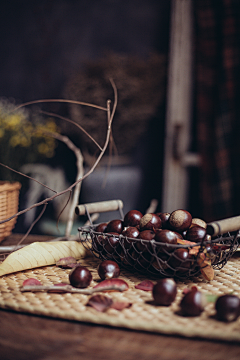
1;0;240;235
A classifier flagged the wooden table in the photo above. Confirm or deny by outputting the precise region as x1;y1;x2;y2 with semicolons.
1;234;240;360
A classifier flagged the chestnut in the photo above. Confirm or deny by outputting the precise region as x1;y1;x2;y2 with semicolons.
69;266;92;288
95;222;108;233
168;248;192;272
122;226;139;249
136;230;155;252
98;260;120;280
169;209;192;232
123;210;143;227
190;218;207;229
103;232;121;254
180;288;206;316
155;229;178;247
139;213;162;231
105;219;123;234
185;225;207;242
152;278;177;306
156;212;170;229
215;294;240;322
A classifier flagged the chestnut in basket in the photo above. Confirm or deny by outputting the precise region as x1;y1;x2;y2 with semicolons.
156;212;171;229
139;213;162;231
69;266;92;288
103;232;121;254
168;248;192;273
190;218;207;229
154;229;178;251
169;209;192;232
105;219;123;234
124;210;143;227
215;294;240;322
122;226;139;249
185;225;207;242
95;222;108;233
98;260;120;280
152;278;177;306
136;230;155;252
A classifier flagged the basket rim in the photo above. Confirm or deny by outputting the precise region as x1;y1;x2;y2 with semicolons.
0;181;21;192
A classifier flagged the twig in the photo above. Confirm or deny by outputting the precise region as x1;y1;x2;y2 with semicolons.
20;284;126;294
0;79;117;227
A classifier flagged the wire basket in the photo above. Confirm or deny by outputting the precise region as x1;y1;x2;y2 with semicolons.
0;181;21;242
77;201;240;280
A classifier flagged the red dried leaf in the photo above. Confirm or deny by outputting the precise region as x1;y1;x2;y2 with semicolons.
93;278;129;291
22;278;42;287
56;257;77;268
135;280;154;291
110;301;132;310
182;285;198;295
87;294;113;312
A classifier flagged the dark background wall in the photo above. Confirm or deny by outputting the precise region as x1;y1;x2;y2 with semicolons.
0;0;170;102
0;0;171;233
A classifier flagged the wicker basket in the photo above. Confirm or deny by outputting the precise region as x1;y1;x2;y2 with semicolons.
0;181;21;242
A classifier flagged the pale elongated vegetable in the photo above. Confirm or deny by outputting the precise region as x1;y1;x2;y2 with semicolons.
0;241;88;277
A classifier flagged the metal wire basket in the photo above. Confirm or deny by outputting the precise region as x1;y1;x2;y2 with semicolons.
77;201;240;280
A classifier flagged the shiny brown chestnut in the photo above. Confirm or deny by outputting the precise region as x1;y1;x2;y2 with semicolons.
152;278;177;306
122;226;139;249
169;209;192;232
154;229;178;253
95;222;108;233
69;266;92;288
168;248;192;272
139;213;162;231
136;230;155;252
156;212;170;229
215;294;240;322
180;288;206;316
105;219;123;234
123;210;143;227
185;225;207;242
103;232;121;254
97;260;120;280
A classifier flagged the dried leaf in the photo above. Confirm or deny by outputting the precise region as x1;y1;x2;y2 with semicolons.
200;265;215;281
0;241;87;277
135;280;154;291
176;238;200;255
87;294;113;312
93;278;129;291
197;252;214;281
56;257;77;268
22;278;42;286
110;301;132;310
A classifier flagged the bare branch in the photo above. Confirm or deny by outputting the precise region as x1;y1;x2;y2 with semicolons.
0;162;57;194
0;80;118;228
40;110;103;151
13;98;108;112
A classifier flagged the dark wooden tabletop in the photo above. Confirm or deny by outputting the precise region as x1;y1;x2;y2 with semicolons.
1;234;240;360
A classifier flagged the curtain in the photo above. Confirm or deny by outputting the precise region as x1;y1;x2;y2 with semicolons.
194;0;240;221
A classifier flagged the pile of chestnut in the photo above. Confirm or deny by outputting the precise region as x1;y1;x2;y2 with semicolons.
68;258;240;322
90;208;216;277
153;277;240;321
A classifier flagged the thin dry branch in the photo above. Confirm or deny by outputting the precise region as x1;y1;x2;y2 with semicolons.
0;79;117;229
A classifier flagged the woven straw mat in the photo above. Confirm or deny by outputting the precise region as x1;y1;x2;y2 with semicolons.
1;254;240;342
